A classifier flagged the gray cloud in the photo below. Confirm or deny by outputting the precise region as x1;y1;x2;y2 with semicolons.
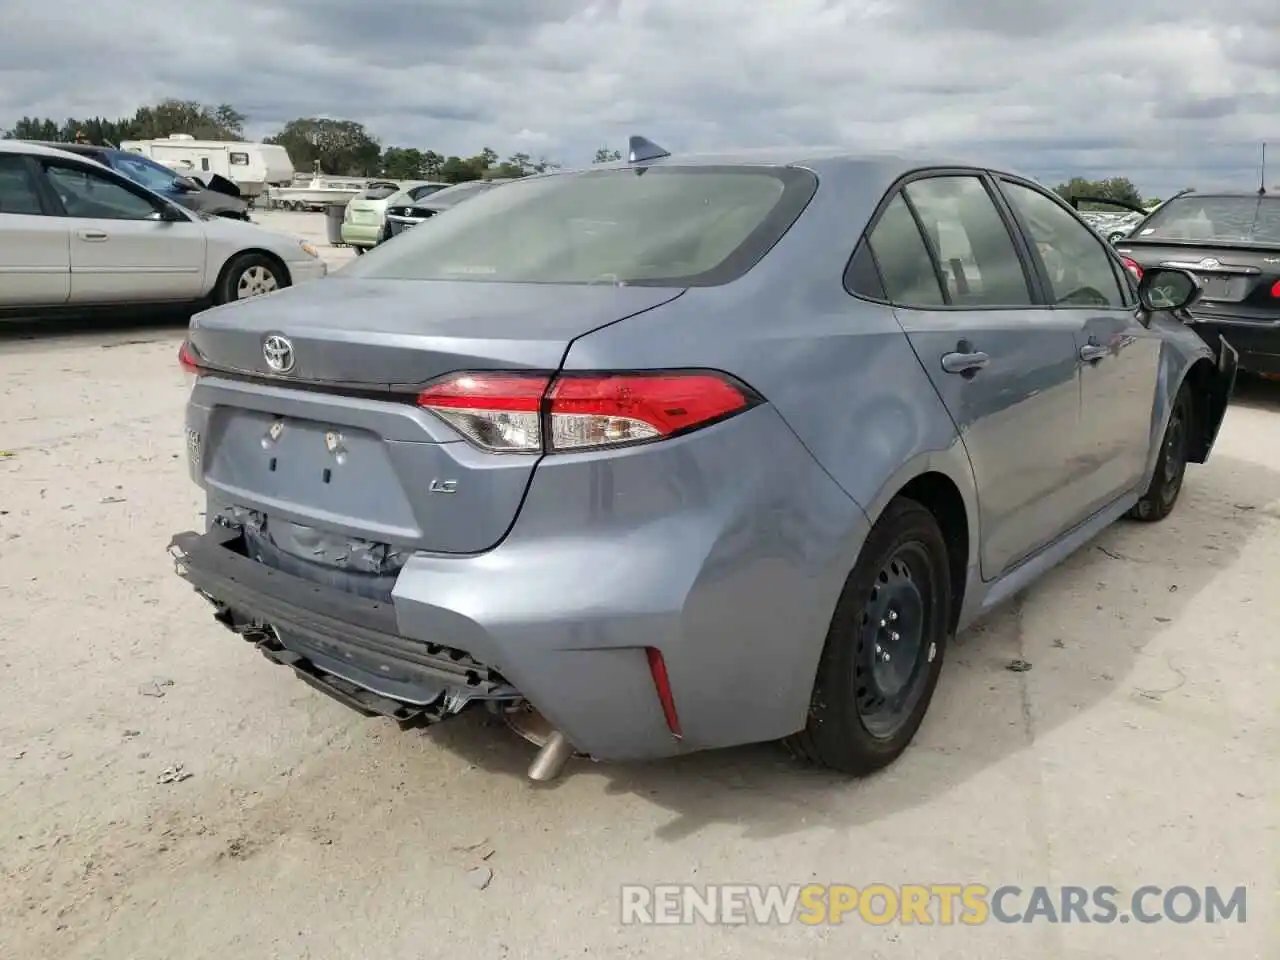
2;0;1279;196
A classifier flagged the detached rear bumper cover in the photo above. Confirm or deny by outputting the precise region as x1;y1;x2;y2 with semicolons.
169;529;516;706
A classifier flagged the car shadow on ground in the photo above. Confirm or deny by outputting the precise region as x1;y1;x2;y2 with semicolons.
0;310;194;348
424;451;1277;840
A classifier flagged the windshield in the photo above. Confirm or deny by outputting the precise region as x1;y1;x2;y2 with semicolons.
1137;195;1280;244
348;166;817;286
108;152;187;193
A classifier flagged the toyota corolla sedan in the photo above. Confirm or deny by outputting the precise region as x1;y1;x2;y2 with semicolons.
0;141;325;318
168;137;1237;782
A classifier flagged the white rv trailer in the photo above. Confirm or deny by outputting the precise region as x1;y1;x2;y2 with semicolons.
118;134;294;199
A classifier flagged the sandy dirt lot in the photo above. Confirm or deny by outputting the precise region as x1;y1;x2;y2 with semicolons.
1;223;1276;959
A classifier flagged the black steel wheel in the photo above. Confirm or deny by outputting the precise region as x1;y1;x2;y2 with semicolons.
788;496;951;775
1127;381;1193;523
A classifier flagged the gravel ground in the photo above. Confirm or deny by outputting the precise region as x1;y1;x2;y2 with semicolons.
1;219;1276;959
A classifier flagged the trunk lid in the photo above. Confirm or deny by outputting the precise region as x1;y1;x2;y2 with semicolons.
1117;239;1280;323
187;278;685;555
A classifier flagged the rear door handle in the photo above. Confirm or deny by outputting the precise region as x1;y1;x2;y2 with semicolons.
76;229;108;241
1079;343;1110;363
941;350;990;375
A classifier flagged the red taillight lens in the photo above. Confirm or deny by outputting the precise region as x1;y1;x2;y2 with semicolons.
178;339;204;385
645;646;682;738
547;373;751;450
1270;279;1280;298
416;373;549;453
1121;256;1143;281
416;370;757;454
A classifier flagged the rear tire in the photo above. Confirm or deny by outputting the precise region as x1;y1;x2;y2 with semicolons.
787;497;951;775
1126;382;1193;523
215;253;290;305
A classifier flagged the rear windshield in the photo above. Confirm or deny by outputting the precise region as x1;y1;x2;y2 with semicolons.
1137;195;1280;244
346;165;817;286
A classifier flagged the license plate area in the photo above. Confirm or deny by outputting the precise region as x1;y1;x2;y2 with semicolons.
203;409;417;536
352;211;377;224
1195;273;1250;302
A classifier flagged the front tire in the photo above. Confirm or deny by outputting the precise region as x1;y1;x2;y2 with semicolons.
788;497;951;775
216;253;289;305
1127;382;1193;522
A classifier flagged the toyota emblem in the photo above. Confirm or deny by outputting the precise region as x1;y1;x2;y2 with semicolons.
1197;257;1220;269
262;334;295;373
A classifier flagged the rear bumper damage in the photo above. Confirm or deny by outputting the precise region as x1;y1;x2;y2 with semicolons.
169;404;871;776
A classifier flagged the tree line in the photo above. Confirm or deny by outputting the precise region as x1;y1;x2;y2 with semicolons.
3;99;1175;198
1;99;605;184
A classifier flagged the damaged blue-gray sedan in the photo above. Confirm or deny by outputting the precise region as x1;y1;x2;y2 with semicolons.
168;136;1237;781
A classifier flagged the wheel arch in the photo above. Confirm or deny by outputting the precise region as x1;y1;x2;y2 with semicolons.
861;457;977;637
1182;356;1220;464
212;248;293;303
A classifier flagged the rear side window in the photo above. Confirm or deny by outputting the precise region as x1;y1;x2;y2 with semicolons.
903;176;1033;306
865;193;945;306
999;180;1127;307
348;166;818;287
0;156;43;215
229;152;250;165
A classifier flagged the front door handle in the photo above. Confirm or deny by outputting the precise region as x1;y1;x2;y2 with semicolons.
76;229;108;241
941;348;990;375
1079;343;1110;363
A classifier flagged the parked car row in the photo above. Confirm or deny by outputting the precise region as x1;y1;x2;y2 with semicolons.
340;180;449;252
167;136;1238;784
1075;190;1280;377
0;141;325;316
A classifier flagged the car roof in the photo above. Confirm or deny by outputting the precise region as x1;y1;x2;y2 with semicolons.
1157;191;1275;201
3;140;109;162
586;145;1033;179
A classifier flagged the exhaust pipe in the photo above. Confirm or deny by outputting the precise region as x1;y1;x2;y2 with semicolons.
526;730;574;782
505;705;578;782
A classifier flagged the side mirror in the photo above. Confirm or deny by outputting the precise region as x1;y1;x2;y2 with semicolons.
1137;267;1201;313
147;204;188;223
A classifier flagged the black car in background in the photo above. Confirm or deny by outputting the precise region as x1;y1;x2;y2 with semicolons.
381;179;512;240
20;141;252;220
1085;190;1280;377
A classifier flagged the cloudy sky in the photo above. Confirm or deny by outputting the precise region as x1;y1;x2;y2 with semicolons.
3;0;1278;196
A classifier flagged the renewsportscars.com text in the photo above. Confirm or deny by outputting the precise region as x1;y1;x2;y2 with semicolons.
620;883;1248;926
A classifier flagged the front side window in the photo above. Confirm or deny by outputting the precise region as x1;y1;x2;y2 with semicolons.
44;163;158;220
866;192;945;306
348;166;818;287
0;156;44;216
1137;194;1280;245
1000;180;1126;307
904;176;1034;307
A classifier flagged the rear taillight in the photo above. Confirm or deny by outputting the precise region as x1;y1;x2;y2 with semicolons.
178;339;204;386
1271;279;1280;298
415;370;758;454
1121;256;1143;281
